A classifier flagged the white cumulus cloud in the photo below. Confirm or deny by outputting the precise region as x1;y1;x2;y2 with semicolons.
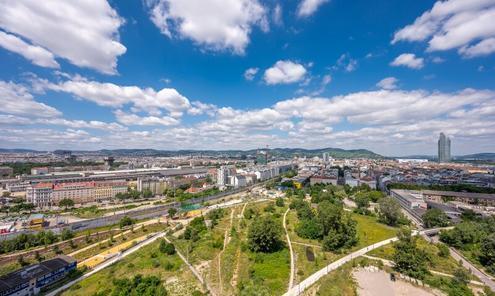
390;53;424;69
244;67;259;81
376;77;399;90
264;60;307;85
0;31;59;68
0;81;61;118
147;0;268;55
297;0;330;18
392;0;495;58
0;0;126;74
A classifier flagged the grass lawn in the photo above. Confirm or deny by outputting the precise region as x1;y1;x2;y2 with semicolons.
62;239;202;296
234;200;291;295
293;244;338;283
352;213;399;250
301;259;365;296
286;209;399;284
368;237;473;278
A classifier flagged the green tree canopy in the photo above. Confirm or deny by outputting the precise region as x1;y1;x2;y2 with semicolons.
59;198;74;209
247;216;282;253
393;228;429;279
422;208;449;228
378;197;407;226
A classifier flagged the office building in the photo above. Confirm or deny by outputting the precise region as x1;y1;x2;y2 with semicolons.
438;132;451;163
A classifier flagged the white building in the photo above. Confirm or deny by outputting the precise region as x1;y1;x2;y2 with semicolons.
26;183;53;208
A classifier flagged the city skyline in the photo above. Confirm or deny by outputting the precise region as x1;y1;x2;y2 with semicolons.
0;0;495;155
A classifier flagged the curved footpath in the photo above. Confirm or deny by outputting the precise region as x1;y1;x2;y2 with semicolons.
283;208;295;290
284;228;448;296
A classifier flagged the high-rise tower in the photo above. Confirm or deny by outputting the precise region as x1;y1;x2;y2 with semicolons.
438;133;451;163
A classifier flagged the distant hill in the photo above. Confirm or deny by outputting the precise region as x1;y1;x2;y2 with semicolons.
0;148;41;153
456;153;495;161
87;147;383;159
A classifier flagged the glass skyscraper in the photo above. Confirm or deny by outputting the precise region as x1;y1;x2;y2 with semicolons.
438;132;451;163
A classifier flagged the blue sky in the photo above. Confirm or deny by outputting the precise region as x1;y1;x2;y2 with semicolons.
0;0;494;156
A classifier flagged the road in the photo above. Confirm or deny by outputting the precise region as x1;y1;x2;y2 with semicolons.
398;200;495;291
283;208;295;291
283;228;448;296
449;246;495;290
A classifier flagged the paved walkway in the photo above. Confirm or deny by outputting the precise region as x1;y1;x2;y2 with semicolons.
284;228;448;296
46;231;167;296
283;208;295;291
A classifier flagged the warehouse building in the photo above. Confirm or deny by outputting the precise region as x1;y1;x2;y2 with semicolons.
0;255;76;296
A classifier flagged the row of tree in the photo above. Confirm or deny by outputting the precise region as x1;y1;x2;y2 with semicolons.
0;229;74;254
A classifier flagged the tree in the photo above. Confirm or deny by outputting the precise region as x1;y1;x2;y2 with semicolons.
142;189;153;199
61;229;74;241
275;197;284;207
59;198;74;210
321;213;358;251
440;222;483;249
479;234;495;273
354;193;370;210
247;216;282;253
437;243;450;258
378;197;406;226
296;219;323;240
167;208;178;218
115;192;128;200
17;255;28;266
393;228;429;279
159;239;176;255
111;274;167;296
119;216;134;229
422;208;449;228
184;217;207;241
34;250;43;262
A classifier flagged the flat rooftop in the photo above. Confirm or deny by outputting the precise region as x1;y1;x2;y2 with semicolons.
0;255;76;293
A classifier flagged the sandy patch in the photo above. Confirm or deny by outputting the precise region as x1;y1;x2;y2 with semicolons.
353;268;444;296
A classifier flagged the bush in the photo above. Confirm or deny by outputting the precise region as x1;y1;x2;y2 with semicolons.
296;219;323;240
275;198;284;207
437;244;450;257
163;260;174;271
112;274;167;295
159;240;176;255
264;204;275;213
119;216;134;229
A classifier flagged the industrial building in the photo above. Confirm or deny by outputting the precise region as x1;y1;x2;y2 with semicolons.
390;189;428;210
0;255;76;296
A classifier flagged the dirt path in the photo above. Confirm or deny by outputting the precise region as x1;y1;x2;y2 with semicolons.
217;208;235;295
284;208;295;291
291;241;323;249
231;202;248;289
